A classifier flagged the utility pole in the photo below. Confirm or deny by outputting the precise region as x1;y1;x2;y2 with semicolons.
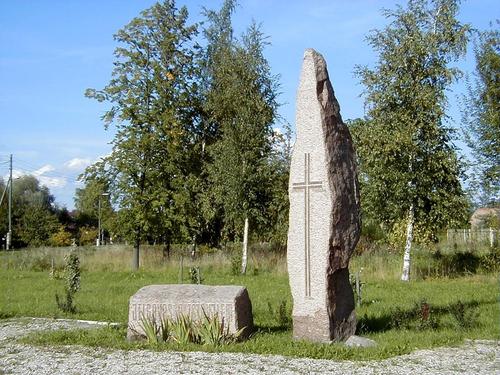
7;154;12;250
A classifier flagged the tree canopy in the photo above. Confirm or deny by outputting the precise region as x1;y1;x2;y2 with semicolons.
83;0;284;268
462;23;500;206
353;0;470;244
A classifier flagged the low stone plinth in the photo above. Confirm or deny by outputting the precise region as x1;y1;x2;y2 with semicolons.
127;284;253;340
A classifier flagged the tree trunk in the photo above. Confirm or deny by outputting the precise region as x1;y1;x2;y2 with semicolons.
162;241;171;259
241;217;249;274
401;204;414;281
132;227;141;271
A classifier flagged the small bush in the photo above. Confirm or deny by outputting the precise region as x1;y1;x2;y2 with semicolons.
390;299;439;330
448;300;479;330
171;314;200;344
139;315;161;344
198;312;243;346
480;248;500;272
49;226;73;247
78;227;98;246
55;251;81;314
230;253;242;276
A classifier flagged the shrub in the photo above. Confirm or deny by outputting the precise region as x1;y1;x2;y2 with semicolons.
78;226;98;246
49;226;73;247
390;299;439;330
448;300;479;329
55;251;81;313
480;248;500;272
230;252;242;276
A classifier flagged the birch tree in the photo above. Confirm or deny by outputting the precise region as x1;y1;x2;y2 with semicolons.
462;23;500;205
354;0;470;281
202;0;280;273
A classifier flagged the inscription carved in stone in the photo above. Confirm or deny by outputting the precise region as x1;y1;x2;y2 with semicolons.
127;284;253;341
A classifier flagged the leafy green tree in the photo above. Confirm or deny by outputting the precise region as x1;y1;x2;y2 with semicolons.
462;23;500;205
202;1;280;272
84;0;201;270
354;0;470;281
74;178;113;243
8;176;59;247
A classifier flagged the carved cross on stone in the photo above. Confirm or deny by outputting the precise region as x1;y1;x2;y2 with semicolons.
292;152;323;297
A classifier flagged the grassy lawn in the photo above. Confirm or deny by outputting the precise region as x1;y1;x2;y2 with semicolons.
1;246;499;360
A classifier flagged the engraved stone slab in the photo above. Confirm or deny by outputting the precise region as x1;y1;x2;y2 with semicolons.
127;284;253;340
287;49;361;343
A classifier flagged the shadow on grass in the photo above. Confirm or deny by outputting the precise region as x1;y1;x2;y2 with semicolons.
357;297;497;334
253;324;291;334
0;311;16;320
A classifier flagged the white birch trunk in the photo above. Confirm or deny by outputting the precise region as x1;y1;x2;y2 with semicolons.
401;204;414;281
241;217;249;274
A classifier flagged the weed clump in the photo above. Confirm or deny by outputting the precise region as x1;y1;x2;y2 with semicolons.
449;300;479;329
189;266;203;284
267;299;292;329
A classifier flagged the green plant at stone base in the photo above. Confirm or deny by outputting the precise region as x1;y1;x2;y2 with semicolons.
135;312;244;347
139;315;160;344
55;251;81;313
198;312;227;346
160;316;171;342
171;315;200;345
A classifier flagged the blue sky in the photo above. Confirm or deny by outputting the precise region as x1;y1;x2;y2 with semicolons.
0;0;498;209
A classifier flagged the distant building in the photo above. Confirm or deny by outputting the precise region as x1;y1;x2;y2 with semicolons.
470;207;500;229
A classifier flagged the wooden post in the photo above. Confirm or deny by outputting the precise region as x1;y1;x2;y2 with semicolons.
179;255;184;283
355;271;361;307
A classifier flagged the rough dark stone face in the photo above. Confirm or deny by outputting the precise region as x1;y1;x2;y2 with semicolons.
287;49;360;342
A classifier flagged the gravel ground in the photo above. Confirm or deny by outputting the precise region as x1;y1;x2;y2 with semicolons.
0;318;498;374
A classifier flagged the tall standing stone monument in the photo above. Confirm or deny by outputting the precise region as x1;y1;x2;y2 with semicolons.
287;49;361;342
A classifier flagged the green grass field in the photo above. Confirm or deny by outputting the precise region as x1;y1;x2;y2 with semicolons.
1;245;499;360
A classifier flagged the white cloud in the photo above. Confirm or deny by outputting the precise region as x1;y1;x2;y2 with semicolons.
33;164;55;176
39;175;66;189
64;157;91;171
10;165;67;189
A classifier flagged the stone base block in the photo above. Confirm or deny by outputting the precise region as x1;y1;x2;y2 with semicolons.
127;284;253;341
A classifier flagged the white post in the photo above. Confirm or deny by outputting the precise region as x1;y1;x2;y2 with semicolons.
241;217;249;274
490;227;495;248
401;204;414;281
